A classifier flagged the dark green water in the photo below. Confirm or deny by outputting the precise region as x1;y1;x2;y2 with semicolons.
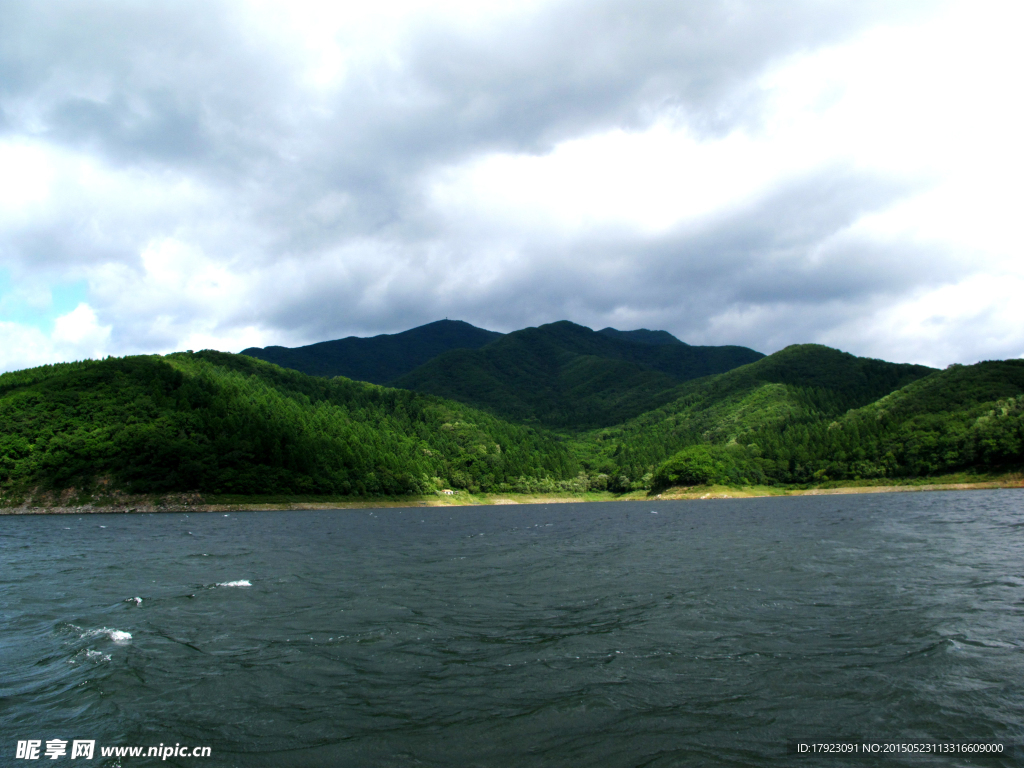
2;491;1023;767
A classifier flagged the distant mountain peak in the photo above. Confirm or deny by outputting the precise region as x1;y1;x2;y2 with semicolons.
414;318;484;330
392;321;763;429
598;327;687;346
241;320;503;383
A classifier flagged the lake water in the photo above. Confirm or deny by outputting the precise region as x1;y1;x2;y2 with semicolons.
2;491;1023;767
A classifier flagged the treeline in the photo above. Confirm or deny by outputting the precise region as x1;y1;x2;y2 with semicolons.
1;348;1021;500
639;362;1024;489
576;351;1022;490
0;352;580;496
739;361;1024;483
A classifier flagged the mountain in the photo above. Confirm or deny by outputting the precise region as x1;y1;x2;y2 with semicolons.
576;344;938;481
1;345;1019;502
793;359;1024;478
240;319;503;384
391;321;764;429
597;327;685;346
573;345;1024;489
0;351;578;498
645;358;1024;490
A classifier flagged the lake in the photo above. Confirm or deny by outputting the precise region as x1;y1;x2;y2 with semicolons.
2;490;1023;766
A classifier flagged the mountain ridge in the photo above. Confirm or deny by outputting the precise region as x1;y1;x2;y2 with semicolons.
239;319;762;430
241;319;503;384
392;321;765;429
572;344;942;486
1;343;1019;500
597;327;686;346
240;319;700;385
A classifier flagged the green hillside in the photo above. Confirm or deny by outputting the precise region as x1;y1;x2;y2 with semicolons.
0;352;579;497
241;319;503;383
2;339;1019;503
574;344;938;487
574;349;1022;491
748;359;1024;482
392;321;764;429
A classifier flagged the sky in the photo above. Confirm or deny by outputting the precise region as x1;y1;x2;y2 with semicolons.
1;0;1022;373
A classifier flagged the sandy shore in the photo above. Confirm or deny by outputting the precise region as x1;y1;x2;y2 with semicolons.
652;478;1023;501
1;477;1021;515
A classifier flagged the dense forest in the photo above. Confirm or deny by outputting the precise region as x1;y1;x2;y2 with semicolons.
392;321;764;429
1;331;1021;501
579;352;1023;491
571;344;939;488
0;352;579;496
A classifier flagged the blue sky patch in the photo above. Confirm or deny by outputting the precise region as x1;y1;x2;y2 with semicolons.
0;269;89;332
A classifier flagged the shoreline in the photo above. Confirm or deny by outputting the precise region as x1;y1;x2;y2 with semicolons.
652;478;1024;501
2;475;1021;515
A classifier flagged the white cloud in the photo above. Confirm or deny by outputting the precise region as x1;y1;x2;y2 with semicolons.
427;123;808;236
0;303;111;373
0;322;56;372
823;271;1024;367
52;302;110;347
0;142;54;216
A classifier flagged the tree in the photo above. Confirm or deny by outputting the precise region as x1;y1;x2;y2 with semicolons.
653;445;723;489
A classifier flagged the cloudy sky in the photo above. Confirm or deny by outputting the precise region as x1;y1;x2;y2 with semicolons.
1;0;1021;372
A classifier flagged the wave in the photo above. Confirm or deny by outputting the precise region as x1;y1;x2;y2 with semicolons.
67;649;111;665
216;580;251;588
83;627;133;645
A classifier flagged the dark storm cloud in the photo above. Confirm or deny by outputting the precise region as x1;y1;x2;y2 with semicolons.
0;0;304;221
1;0;930;217
252;0;938;239
249;167;938;351
419;169;946;340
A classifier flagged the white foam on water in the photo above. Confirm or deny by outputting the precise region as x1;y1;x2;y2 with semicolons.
216;580;251;588
68;649;112;665
128;597;142;606
83;627;133;645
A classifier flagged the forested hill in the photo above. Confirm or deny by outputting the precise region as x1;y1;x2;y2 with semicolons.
1;344;1019;502
0;351;578;497
392;321;764;429
238;319;758;431
241;319;503;383
575;348;1022;490
577;343;935;473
